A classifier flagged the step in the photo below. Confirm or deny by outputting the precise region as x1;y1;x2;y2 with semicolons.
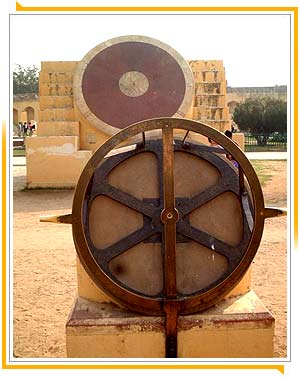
66;290;274;358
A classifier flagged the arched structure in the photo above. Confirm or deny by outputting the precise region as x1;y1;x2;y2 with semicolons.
13;108;18;125
13;94;39;124
227;100;240;114
23;106;35;122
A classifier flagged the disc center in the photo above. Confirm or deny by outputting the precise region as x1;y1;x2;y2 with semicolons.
119;71;149;97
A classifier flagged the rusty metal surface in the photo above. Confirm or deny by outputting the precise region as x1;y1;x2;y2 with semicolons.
82;42;186;130
72;118;268;318
263;207;287;218
74;36;194;135
161;126;179;357
164;301;178;357
161;126;178;300
82;139;250;299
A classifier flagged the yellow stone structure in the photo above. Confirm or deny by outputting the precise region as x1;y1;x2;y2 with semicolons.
189;60;231;132
187;60;244;150
66;291;274;358
26;61;93;188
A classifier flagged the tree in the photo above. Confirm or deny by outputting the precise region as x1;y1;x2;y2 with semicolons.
233;97;287;146
13;64;39;94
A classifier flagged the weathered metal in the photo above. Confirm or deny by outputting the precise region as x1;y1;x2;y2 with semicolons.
72;118;258;316
42;117;285;357
73;36;195;135
162;126;179;357
40;214;72;224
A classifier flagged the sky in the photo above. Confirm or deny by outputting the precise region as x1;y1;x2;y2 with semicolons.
10;12;291;87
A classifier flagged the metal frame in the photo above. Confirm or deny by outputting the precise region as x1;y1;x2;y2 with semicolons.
72;117;268;309
83;138;252;298
71;117;282;357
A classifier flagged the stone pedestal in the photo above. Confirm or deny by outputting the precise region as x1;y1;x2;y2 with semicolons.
66;290;274;358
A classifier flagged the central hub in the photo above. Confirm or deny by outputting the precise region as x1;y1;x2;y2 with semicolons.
161;208;179;224
119;71;150;97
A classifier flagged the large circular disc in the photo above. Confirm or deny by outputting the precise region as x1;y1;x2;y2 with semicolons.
72;118;266;315
73;35;195;135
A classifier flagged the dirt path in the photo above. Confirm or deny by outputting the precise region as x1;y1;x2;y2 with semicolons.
12;160;287;358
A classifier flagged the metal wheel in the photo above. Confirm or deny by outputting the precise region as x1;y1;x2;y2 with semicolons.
72;117;268;318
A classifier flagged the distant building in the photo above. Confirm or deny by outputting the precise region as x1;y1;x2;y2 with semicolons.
226;85;287;114
13;93;39;125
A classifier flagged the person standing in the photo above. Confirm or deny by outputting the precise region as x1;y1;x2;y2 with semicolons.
22;122;28;136
18;122;23;136
224;130;239;168
28;122;33;136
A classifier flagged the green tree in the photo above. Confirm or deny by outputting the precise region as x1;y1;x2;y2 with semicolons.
13;64;39;94
233;97;287;145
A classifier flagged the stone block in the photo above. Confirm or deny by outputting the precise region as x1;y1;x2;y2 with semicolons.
39;96;74;110
37;121;80;137
205;71;218;82
222;106;230;120
232;133;245;151
192;71;202;82
66;290;274;358
39;108;76;122
189;60;224;71
218;70;225;82
41;61;78;73
26;136;92;188
77;256;111;303
39;83;73;97
39;71;74;85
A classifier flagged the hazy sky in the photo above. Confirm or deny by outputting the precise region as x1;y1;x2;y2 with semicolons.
10;12;290;87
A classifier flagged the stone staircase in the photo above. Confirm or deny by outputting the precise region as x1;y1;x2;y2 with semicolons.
26;62;92;188
189;60;231;132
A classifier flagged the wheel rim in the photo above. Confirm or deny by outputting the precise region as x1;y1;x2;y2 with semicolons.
72;117;265;315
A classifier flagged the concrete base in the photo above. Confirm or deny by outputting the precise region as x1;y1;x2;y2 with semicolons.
66;290;274;358
26;136;92;188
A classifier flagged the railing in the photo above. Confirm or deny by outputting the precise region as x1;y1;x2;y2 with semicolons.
244;132;287;152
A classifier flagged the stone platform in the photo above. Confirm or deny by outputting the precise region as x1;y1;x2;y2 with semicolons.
66;290;274;358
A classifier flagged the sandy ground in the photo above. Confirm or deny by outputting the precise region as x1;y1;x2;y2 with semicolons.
12;160;287;359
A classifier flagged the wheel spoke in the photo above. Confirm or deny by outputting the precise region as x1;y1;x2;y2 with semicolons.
94;224;159;265
179;177;239;217
176;220;241;263
92;183;157;218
